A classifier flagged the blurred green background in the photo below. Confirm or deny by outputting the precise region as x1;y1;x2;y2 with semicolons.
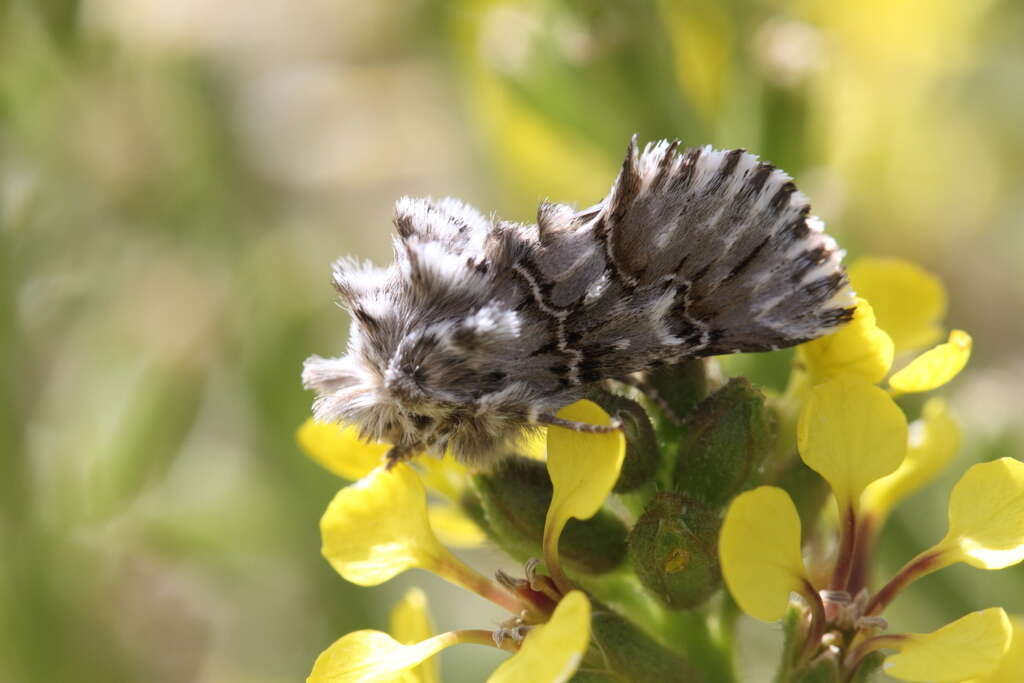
2;0;1023;681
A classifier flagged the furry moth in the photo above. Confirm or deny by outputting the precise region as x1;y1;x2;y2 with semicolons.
303;137;855;468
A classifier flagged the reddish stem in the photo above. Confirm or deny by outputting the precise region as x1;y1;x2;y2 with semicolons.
845;515;877;596
864;548;948;616
797;579;827;664
843;633;907;672
830;504;858;591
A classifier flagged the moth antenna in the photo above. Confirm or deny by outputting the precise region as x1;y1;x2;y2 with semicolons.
538;414;623;434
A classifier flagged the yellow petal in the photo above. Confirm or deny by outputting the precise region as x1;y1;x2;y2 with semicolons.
307;629;454;683
848;257;947;352
487;591;591;683
297;418;389;480
884;608;1011;682
799;298;895;384
889;330;972;394
417;455;471;503
966;616;1024;683
545;400;626;524
520;428;548;461
861;398;960;523
797;375;908;508
940;458;1024;570
542;400;625;591
389;588;439;683
719;487;808;622
428;503;488;549
320;465;448;586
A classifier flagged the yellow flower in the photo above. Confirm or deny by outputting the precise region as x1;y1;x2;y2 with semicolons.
881;608;1012;682
427;503;488;548
868;458;1024;616
307;629;455;683
719;486;810;622
320;464;452;586
542;400;625;593
298;419;487;549
861;398;960;525
319;465;519;612
797;375;907;510
798;298;894;385
889;330;972;394
297;418;388;481
967;616;1024;683
848;257;947;352
487;591;591;683
938;457;1024;570
390;588;439;683
306;591;592;683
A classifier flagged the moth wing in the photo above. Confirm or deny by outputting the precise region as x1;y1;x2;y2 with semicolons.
580;137;854;355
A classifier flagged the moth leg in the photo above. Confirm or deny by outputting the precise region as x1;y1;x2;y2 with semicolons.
538;414;622;433
384;445;416;470
616;375;685;426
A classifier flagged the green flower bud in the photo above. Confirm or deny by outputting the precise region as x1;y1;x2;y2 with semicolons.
672;378;775;508
589;606;704;682
586;390;660;492
629;493;721;609
471;457;627;574
644;359;708;441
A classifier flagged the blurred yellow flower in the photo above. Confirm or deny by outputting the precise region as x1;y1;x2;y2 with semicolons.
799;298;894;384
719;486;809;622
967;616;1024;683
881;608;1011;682
542;400;625;593
889;330;972;394
390;588;440;683
487;591;591;683
320;465;451;586
297;418;388;481
847;257;946;353
861;398;960;524
797;375;907;509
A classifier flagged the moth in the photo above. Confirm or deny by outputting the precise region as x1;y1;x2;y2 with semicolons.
303;137;855;469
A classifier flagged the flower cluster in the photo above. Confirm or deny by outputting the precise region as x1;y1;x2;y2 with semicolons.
298;400;633;682
297;257;1023;682
721;258;1023;681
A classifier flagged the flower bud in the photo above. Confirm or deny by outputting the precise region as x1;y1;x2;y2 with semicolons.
471;457;627;574
644;360;708;441
585;390;660;492
673;378;774;508
629;493;721;609
589;606;703;682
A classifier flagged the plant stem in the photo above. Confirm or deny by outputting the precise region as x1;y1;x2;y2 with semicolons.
797;579;827;665
436;550;524;614
864;548;951;616
830;503;858;591
843;634;906;672
451;629;520;653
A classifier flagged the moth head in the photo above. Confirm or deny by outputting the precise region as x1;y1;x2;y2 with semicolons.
303;305;519;453
302;352;434;453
